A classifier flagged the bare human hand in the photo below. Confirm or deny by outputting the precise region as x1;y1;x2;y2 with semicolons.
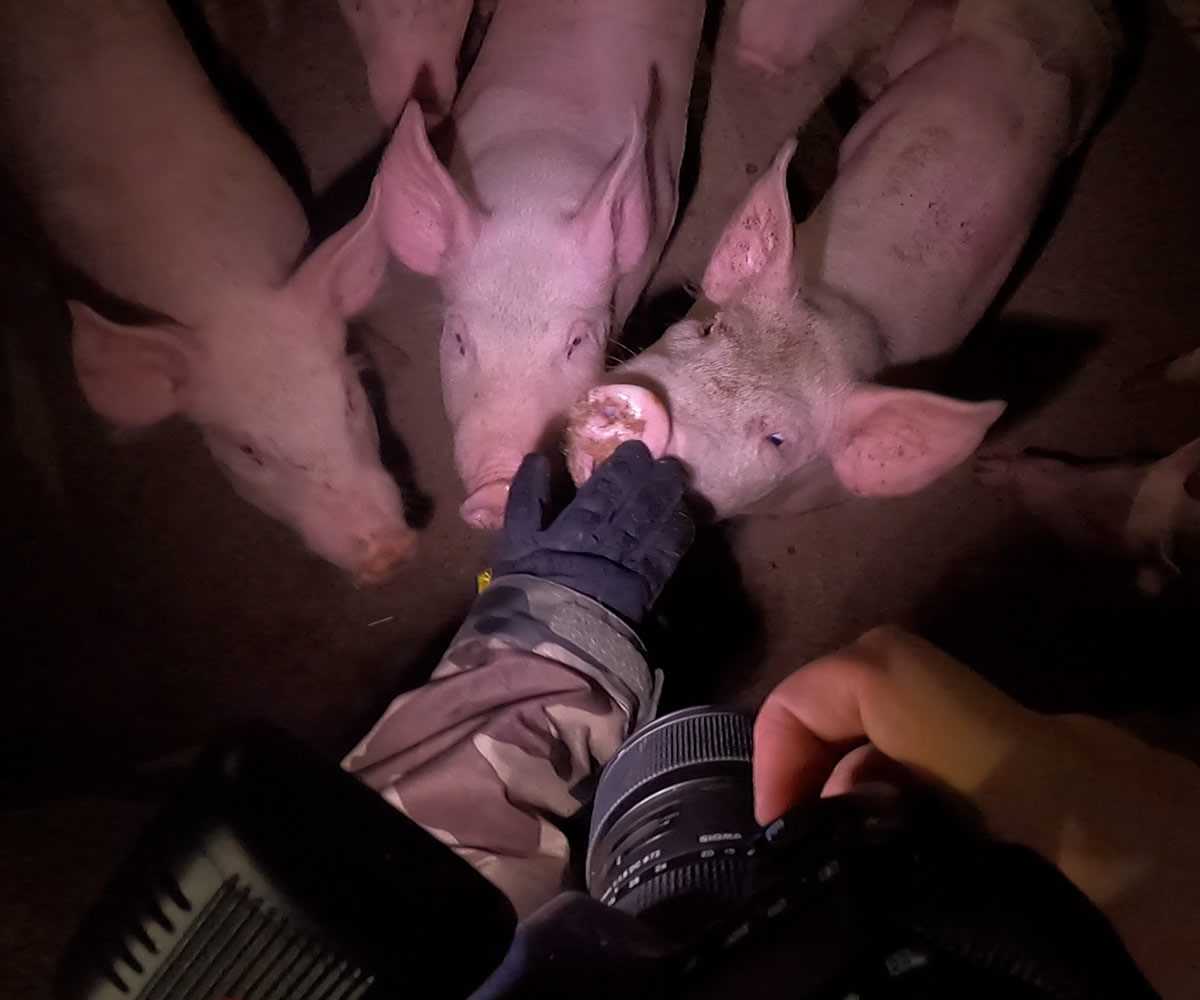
753;625;1200;1000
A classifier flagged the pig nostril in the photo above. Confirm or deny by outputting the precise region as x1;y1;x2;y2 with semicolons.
470;509;501;530
459;480;512;532
354;530;418;584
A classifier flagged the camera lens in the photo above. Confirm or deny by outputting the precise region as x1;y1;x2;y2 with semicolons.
586;707;759;939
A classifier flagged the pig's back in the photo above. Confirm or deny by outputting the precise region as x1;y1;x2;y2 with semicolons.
0;0;307;322
808;0;1117;366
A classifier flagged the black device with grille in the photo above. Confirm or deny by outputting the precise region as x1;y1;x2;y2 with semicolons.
55;722;517;1000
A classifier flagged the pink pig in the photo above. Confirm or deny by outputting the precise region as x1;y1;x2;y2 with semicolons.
0;0;415;581
976;441;1200;598
981;340;1200;597
568;0;1120;518
336;0;477;126
375;0;705;530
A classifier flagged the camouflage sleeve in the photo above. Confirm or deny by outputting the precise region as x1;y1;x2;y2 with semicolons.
341;574;661;917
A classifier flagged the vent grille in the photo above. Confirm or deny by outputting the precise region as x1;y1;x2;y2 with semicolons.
101;877;375;1000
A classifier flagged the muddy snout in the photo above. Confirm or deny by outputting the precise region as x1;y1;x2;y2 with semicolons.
352;526;418;585
297;485;418;584
565;384;672;485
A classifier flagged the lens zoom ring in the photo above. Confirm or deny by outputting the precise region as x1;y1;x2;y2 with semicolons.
592;708;753;841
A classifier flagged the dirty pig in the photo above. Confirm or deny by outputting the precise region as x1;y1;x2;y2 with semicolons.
567;0;1122;518
376;0;705;530
0;0;415;581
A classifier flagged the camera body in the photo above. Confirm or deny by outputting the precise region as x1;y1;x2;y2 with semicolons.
58;712;1158;1000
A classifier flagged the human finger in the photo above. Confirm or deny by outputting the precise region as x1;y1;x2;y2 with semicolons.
753;626;1035;825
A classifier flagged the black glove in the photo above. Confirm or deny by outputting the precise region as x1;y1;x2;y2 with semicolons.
492;441;695;625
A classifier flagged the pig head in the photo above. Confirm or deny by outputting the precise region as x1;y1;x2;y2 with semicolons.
377;102;654;529
567;140;1005;517
568;0;1121;517
71;186;415;582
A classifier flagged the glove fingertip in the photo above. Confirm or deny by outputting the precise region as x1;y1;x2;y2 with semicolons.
503;451;553;532
607;439;655;477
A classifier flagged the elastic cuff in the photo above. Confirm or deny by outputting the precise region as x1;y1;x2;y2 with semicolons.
480;575;661;728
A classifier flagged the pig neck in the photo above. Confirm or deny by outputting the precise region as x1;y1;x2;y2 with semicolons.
783;259;891;387
0;1;309;328
448;0;703;320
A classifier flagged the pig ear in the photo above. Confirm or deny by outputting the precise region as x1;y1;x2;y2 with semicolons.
70;301;191;428
701;138;798;305
832;384;1006;496
571;109;652;275
291;180;388;318
377;100;479;276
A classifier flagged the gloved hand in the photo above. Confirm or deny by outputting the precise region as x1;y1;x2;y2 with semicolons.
492;441;695;625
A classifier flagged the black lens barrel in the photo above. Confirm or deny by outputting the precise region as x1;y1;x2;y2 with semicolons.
586;707;761;933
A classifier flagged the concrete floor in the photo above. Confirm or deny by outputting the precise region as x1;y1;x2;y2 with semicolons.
2;1;1200;995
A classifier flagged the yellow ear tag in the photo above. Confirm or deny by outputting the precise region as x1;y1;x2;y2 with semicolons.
476;569;493;593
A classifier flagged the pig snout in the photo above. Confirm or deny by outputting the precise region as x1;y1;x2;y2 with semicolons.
452;404;568;531
459;479;513;532
297;481;417;583
454;434;525;531
354;527;418;584
565;384;673;485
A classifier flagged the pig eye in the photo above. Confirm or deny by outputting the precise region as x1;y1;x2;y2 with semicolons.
445;316;468;358
239;443;265;466
566;319;600;361
766;433;785;448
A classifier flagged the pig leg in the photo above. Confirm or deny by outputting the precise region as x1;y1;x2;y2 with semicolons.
337;0;474;126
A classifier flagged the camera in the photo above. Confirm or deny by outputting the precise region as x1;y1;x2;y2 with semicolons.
58;708;1159;1000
